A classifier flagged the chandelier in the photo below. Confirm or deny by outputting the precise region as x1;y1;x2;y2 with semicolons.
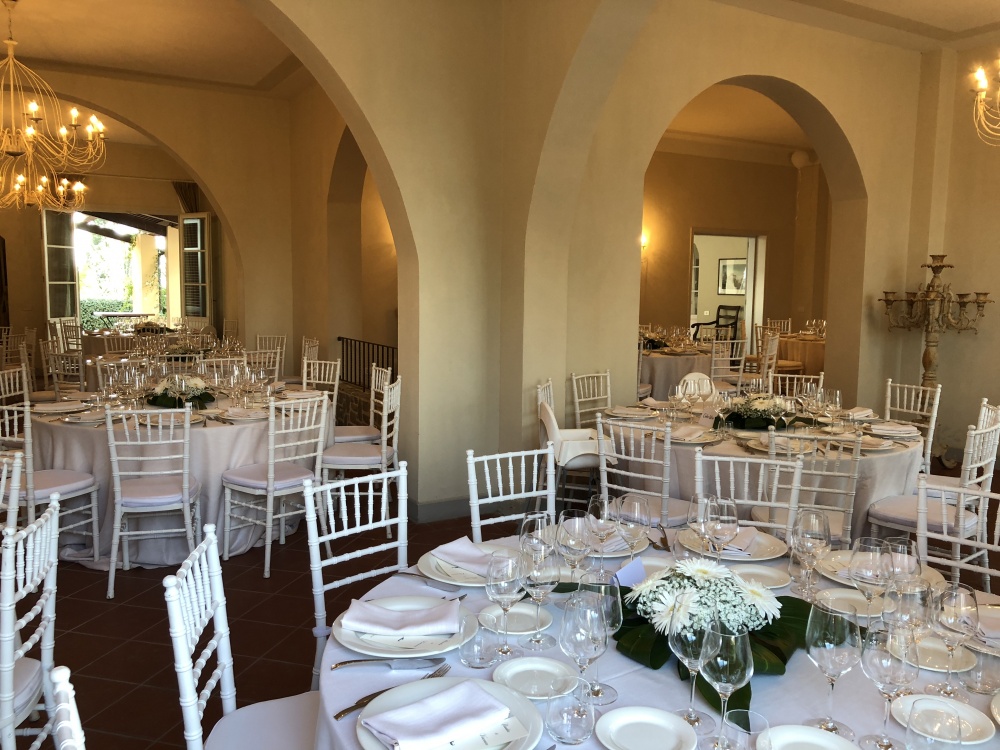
0;0;106;210
974;64;1000;146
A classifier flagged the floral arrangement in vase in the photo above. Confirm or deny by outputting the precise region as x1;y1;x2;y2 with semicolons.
715;394;788;430
147;374;215;410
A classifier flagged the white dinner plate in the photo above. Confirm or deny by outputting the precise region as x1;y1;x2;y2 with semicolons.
730;564;791;589
598;536;649;558
864;425;921;439
492;657;576;700
605;407;659;421
480;602;553;635
814;551;945;586
32;401;89;414
899;635;976;672
746;438;816;454
891;694;995;744
222;409;269;421
357;676;542;750
595;706;697;750
991;693;1000;726
416;543;503;587
677;528;788;562
671;430;723;444
332;596;475;658
138;413;205;426
816;587;883;618
63;410;106;423
761;725;857;750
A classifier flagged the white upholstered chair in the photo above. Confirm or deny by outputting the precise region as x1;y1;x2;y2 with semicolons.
538;401;599;505
884;378;941;474
303;464;408;688
222;396;328;578
322;378;400;482
163;524;319;750
467;445;555;542
332;363;391;444
571;370;611;429
105;405;200;598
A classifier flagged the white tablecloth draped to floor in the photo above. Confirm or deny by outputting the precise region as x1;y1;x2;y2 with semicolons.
640;352;711;400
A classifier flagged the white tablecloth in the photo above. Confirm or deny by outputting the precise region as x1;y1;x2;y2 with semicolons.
640;353;711;400
316;536;996;750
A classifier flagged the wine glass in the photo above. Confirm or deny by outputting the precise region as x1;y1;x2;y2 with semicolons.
586;494;617;580
925;581;979;703
789;509;830;602
849;537;891;621
485;550;524;660
701;624;753;750
519;511;553;562
519;552;558;651
823;389;843;423
555;509;592;604
904;698;963;749
687;495;713;554
884;536;922;579
578;573;623;705
716;393;732;436
614;494;649;561
707;497;738;560
558;590;608;685
667;593;718;736
859;624;919;750
882;575;931;637
804;602;861;741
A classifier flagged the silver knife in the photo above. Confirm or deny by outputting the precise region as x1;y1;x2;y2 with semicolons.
330;657;445;671
393;571;461;592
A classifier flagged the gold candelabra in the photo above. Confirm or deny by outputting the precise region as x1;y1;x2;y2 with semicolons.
878;255;991;388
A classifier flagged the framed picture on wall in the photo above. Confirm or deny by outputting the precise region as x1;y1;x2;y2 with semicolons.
718;258;747;295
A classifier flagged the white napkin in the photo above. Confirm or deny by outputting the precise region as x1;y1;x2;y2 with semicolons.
225;407;268;419
641;397;671;409
860;436;892;450
611;406;654;417
872;422;920;436
432;537;493;577
772;436;807;453
601;535;630;554
361;681;511;750
672;425;705;441
976;590;1000;639
846;407;873;419
341;598;461;636
724;526;759;555
282;389;322;399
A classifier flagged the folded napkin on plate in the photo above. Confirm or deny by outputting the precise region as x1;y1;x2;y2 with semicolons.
672;425;706;441
872;422;920;436
641;397;671;409
432;537;493;577
846;406;873;419
723;526;759;555
976;591;1000;639
600;535;630;554
772;436;808;453
282;389;322;399
225;407;268;419
341;598;461;636
860;436;892;450
611;406;654;418
33;401;85;413
361;681;510;750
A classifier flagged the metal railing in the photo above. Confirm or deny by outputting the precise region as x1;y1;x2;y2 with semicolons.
337;336;398;390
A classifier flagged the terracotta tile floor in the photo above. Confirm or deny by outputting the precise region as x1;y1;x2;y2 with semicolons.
43;514;479;750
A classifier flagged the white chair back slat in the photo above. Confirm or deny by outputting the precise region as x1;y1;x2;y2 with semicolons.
766;318;792;334
710;339;747;393
255;335;287;377
769;371;825;397
245;349;281;381
571;370;611;429
302;359;340;406
467;445;555;542
758;331;780;386
884;379;941;473
368;364;393;428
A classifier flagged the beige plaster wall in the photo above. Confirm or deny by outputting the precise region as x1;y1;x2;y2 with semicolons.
361;171;397;348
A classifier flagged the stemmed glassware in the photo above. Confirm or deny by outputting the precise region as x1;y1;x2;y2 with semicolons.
667;594;718;736
555;509;592;605
849;537;891;621
925;581;980;703
485;550;524;660
823;389;843;426
519;552;558;651
614;494;649;561
687;495;713;555
707;497;738;561
904;699;963;749
586;494;617;581
859;624;920;750
715;393;733;436
558;591;609;690
789;509;830;602
519;511;553;562
701;624;754;750
577;573;623;705
882;575;931;637
884;536;922;579
804;601;862;741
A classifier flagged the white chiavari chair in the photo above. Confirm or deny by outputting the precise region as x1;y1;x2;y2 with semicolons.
467;445;555;543
571;370;611;429
303;465;408;688
884;378;941;474
37;340;56;392
50;666;85;750
60;321;81;352
767;318;792;333
181;316;209;332
710;338;747;394
199;356;247;387
914;475;993;590
101;334;134;358
0;454;22;530
1;333;23;371
770;371;824;397
322;378;400;483
244;349;280;382
757;330;780;387
47;351;85;402
332;363;391;444
255;335;287;377
163;524;318;750
536;379;555;448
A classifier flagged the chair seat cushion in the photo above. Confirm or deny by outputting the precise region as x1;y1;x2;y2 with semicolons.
206;691;319;750
868;494;979;535
24;469;96;500
751;505;846;539
334;425;380;444
712;379;738;393
12;657;41;720
322;443;393;467
222;463;314;490
652;497;694;528
119;477;201;508
637;384;652;399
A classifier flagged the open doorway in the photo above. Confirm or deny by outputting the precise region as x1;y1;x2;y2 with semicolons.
690;233;765;340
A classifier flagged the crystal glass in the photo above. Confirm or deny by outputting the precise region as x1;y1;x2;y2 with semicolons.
904;698;963;749
701;624;753;750
849;537;891;621
586;494;617;580
667;594;717;736
558;590;608;683
687;495;713;554
804;601;861;741
545;676;595;745
722;710;769;750
615;494;649;561
823;389;842;421
577;573;623;705
925;581;979;703
882;575;930;636
519;511;553;562
707;497;738;560
789;509;830;602
884;536;922;579
519;552;559;651
555;509;592;606
859;624;919;750
485;549;524;660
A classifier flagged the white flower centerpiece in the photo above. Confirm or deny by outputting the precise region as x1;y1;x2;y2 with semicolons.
716;394;786;430
147;374;215;410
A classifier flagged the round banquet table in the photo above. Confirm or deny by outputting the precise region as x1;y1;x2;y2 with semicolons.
640;352;711;400
316;534;997;750
32;399;336;568
778;336;825;376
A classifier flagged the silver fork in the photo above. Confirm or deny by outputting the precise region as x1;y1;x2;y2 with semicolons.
334;662;451;720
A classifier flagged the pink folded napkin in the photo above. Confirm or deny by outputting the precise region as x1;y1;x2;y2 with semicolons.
341;598;461;636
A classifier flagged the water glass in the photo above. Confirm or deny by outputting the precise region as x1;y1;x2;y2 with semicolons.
459;613;499;668
926;581;979;703
962;648;1000;695
485;549;524;660
904;698;963;749
701;624;753;750
667;594;717;736
614;494;649;561
545;676;595;745
722;710;770;750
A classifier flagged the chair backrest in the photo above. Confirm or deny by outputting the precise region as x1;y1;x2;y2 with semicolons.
694;447;804;539
0;497;59;746
106;406;194;505
198;356;246;385
245;349;280;381
48;350;85;400
102;335;134;356
571;370;611;429
162;524;236;750
303;358;340;395
0;453;23;529
369;363;393;428
710;338;747;390
770;371;825;397
37;340;56;390
765;427;862;547
154;353;203;376
301;336;319;364
597;415;676;528
956;400;1000;491
884;379;941;473
467;444;555;543
638;324;652;334
264;396;329;489
182;316;210;332
2;334;23;370
255;335;287;376
61;321;82;351
302;464;408;688
767;318;792;333
16;345;35;396
0;409;43;526
222;319;238;340
536;379;555;448
50;666;86;750
758;331;780;385
375;378;402;469
0;366;25;406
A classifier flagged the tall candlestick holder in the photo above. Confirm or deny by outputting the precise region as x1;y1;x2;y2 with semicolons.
878;255;991;387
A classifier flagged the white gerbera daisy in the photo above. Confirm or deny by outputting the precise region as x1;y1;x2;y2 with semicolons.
736;577;781;622
675;557;729;581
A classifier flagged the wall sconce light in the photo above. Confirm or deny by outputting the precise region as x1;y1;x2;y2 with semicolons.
640;232;649;251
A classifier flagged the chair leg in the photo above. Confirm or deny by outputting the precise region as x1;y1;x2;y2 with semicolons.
89;489;100;562
278;495;287;546
107;508;124;599
223;486;233;561
121;515;131;572
264;495;274;578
